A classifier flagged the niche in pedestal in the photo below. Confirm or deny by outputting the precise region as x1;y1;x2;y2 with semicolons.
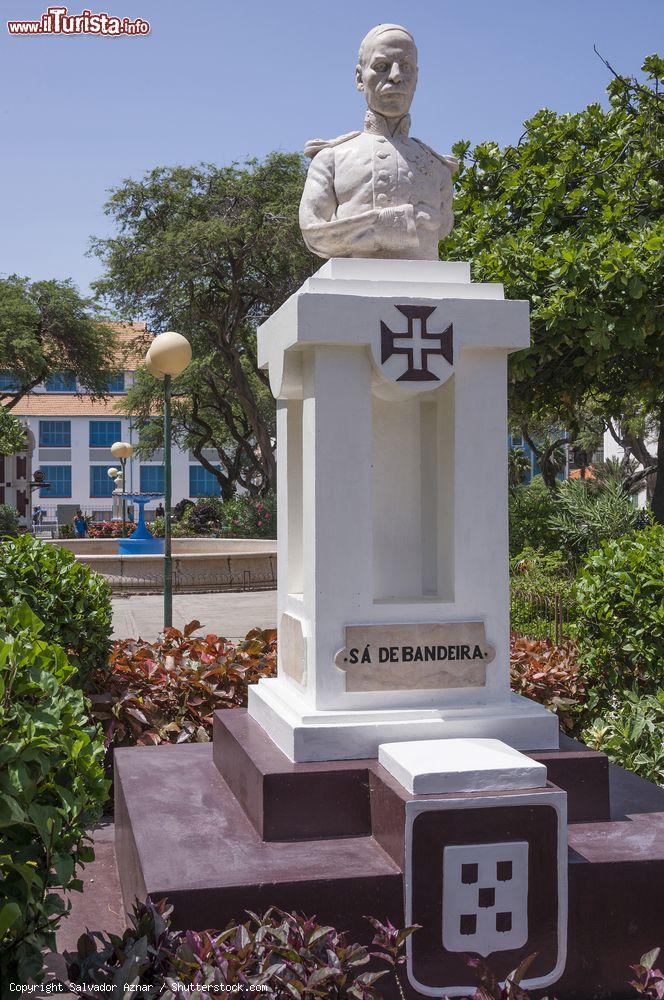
372;377;454;603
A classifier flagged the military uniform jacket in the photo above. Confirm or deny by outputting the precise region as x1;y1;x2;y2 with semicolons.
299;109;458;260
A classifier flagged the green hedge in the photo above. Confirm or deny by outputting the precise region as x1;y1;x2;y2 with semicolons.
575;525;664;707
509;476;559;557
0;535;112;681
0;603;108;990
583;690;664;785
0;505;19;538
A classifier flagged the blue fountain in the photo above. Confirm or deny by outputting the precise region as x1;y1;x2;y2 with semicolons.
118;493;165;555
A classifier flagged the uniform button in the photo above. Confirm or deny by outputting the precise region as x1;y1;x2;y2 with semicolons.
376;193;388;203
377;151;389;159
376;136;386;143
378;170;390;180
407;171;414;180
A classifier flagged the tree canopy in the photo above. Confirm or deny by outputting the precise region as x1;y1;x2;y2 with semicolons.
92;153;314;496
442;54;664;519
0;276;120;408
0;408;26;456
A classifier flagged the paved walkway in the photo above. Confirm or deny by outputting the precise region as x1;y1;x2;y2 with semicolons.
112;590;278;642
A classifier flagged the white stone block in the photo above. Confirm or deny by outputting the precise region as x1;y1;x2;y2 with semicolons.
378;738;547;794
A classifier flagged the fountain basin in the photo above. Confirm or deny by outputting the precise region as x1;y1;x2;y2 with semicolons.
47;537;277;593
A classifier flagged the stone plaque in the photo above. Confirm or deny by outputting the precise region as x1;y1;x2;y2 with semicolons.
334;622;495;692
280;613;307;686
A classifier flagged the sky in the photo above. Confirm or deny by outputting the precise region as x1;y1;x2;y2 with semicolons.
1;0;661;296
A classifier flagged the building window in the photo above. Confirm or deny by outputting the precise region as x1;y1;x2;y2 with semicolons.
90;465;116;498
0;372;20;392
39;420;71;447
44;371;77;392
89;420;122;448
106;373;125;393
189;464;222;497
140;465;164;493
39;466;71;498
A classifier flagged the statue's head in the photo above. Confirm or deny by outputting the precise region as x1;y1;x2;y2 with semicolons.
356;23;418;119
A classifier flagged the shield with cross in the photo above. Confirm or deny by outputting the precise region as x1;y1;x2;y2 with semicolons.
376;303;454;390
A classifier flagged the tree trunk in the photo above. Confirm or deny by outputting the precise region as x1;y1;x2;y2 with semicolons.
651;402;664;526
217;341;276;491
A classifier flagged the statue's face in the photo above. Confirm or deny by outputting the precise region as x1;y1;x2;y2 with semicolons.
356;30;418;119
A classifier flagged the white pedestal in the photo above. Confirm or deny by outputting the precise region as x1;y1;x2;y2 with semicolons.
248;258;559;761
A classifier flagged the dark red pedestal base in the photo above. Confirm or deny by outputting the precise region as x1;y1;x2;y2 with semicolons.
115;710;664;999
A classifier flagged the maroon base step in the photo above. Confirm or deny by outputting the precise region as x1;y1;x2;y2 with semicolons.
116;711;664;999
213;710;611;838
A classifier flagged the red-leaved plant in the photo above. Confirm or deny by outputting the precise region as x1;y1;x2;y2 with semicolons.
62;897;419;998
510;634;585;733
87;520;137;538
90;622;276;749
630;948;664;998
366;917;421;999
461;953;539;999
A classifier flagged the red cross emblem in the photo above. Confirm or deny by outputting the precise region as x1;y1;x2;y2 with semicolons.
380;305;453;381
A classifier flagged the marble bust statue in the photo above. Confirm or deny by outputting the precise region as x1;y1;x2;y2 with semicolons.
299;23;458;260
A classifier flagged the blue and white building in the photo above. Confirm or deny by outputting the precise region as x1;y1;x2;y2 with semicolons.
3;323;223;528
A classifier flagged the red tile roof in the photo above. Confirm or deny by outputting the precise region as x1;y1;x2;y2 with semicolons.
12;395;127;417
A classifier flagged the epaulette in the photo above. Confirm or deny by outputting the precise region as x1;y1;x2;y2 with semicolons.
304;132;361;159
412;138;459;175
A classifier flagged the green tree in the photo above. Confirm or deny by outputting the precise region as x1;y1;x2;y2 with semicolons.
0;408;26;455
0;277;120;408
92;154;314;496
443;54;664;520
508;446;531;489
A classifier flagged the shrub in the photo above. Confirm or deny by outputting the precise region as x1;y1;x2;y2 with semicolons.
509;548;577;641
582;690;664;785
173;492;277;539
90;623;277;749
215;492;277;539
575;525;664;706
58;523;75;539
510;634;585;733
508;476;559;557
63;898;418;998
548;478;650;562
87;520;136;538
149;515;165;537
0;602;108;988
172;498;194;522
0;535;112;680
183;497;224;535
0;504;19;538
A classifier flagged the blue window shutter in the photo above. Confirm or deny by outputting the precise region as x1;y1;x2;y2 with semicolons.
140;465;164;493
39;466;72;498
90;465;116;497
44;371;76;392
89;420;122;447
106;373;125;393
189;464;222;497
39;421;71;447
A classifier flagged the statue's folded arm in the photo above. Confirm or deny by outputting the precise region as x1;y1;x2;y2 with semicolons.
299;150;420;259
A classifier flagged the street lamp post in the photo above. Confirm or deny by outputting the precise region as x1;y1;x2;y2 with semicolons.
110;442;135;535
145;332;192;629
